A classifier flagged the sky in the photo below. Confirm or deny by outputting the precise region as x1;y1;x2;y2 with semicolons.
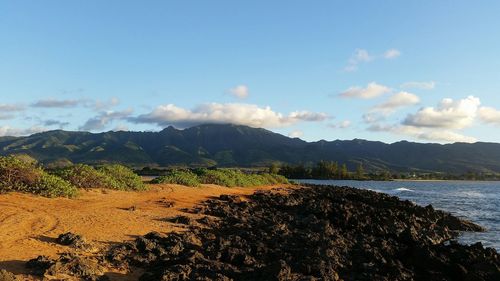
1;0;500;143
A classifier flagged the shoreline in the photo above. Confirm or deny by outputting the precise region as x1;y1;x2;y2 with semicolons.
1;184;498;280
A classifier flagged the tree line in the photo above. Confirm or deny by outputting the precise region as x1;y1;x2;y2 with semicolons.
275;161;375;180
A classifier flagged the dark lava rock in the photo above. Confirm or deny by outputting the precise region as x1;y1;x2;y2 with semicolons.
26;255;54;276
56;232;95;251
27;253;109;281
52;185;500;280
165;215;192;225
0;270;17;281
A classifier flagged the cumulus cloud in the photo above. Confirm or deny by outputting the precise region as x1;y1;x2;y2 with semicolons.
339;82;391;99
478;106;500;125
403;96;480;129
372;92;420;114
288;130;304;138
79;108;133;131
0;126;47;137
228;85;249;99
400;81;436;90
383;49;401;59
368;124;476;143
130;103;328;129
344;48;401;71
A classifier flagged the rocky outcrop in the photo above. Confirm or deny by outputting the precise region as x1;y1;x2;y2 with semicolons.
104;185;498;281
23;185;498;280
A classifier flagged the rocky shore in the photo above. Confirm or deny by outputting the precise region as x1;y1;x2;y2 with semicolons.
13;185;500;280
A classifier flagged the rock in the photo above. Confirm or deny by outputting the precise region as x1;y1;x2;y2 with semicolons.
41;185;499;280
27;253;109;281
26;255;54;275
165;215;192;225
56;232;95;251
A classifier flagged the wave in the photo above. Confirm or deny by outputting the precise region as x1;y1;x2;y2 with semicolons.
394;187;413;192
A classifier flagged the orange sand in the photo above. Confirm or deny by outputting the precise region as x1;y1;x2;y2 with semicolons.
0;184;288;279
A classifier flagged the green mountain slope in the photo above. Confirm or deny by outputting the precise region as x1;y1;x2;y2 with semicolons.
1;124;500;174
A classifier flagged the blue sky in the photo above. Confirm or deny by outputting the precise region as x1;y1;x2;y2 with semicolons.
1;1;500;143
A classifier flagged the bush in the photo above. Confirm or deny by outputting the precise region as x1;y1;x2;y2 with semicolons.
195;168;289;187
98;164;146;191
55;164;119;189
196;169;238;187
0;155;77;198
151;170;201;187
35;173;78;198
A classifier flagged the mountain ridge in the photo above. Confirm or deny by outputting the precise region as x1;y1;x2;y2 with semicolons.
1;123;499;174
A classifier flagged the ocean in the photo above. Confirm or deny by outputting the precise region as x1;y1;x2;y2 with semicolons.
294;180;500;251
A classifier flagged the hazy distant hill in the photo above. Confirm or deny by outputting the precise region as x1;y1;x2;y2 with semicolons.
1;123;500;174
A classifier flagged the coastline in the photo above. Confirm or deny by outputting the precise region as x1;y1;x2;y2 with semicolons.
1;183;498;280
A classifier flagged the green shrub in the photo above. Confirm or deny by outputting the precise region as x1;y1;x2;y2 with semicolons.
151;170;201;187
196;169;237;187
149;168;289;188
34;173;78;198
0;155;77;198
55;164;119;189
98;164;146;191
195;168;289;187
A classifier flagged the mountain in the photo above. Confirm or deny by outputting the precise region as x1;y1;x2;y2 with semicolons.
1;123;500;174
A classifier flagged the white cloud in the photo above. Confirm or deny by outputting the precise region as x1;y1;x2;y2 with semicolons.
368;124;476;143
0;104;25;112
478;106;500;125
43;119;70;128
328;120;351;129
0;126;47;137
130;103;328;129
92;97;120;111
288;111;329;121
383;49;401;59
344;49;373;72
339;82;391;99
288;130;304;138
228;85;249;99
344;48;400;71
32;98;83;108
400;81;436;90
403;96;480;129
80;108;133;131
372;91;420;114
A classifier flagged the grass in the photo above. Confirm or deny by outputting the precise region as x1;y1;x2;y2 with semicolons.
152;168;288;187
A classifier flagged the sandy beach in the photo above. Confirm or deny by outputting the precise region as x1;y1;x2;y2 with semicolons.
0;184;287;279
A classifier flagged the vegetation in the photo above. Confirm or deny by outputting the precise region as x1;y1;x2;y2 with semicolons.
2;124;500;175
55;164;146;191
0;155;78;197
151;168;288;187
98;164;146;191
151;170;201;187
0;155;146;197
280;161;369;180
56;164;120;189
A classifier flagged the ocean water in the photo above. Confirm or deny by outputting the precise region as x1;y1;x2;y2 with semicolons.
294;180;500;251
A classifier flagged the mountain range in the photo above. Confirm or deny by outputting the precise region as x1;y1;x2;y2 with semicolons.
1;123;500;174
